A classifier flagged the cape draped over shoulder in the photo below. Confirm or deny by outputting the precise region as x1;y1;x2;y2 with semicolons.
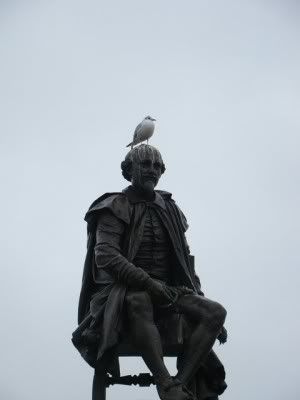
73;188;202;368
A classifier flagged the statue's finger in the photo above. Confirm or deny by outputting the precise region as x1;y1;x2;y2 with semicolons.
165;287;177;301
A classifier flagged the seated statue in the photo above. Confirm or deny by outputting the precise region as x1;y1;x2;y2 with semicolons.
72;144;228;400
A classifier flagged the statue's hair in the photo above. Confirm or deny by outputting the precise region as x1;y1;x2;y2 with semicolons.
121;144;166;182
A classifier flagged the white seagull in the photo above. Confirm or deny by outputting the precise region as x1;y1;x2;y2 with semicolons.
126;115;156;149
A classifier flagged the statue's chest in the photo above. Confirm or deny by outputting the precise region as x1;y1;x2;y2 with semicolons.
133;206;172;280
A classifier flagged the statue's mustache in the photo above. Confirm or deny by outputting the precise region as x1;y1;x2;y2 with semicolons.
143;174;157;180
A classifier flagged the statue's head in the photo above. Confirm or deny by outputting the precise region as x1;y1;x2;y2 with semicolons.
121;144;166;193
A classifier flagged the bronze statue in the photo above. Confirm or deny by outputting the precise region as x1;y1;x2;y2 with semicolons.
72;144;228;400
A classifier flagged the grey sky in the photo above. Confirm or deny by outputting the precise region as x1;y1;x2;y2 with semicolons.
0;1;299;399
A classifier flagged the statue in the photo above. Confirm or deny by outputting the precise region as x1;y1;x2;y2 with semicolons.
72;144;228;400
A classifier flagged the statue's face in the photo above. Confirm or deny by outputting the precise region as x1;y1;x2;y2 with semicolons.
131;151;163;193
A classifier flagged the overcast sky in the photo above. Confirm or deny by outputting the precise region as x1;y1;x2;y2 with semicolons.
1;1;300;399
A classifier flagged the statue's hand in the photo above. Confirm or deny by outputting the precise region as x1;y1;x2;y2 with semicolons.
171;285;194;296
146;279;174;305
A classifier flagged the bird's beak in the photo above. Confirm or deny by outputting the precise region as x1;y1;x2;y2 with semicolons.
151;117;156;121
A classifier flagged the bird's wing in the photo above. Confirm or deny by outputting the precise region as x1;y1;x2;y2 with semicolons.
133;122;143;141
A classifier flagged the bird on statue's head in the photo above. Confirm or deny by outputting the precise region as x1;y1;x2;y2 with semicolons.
126;115;156;149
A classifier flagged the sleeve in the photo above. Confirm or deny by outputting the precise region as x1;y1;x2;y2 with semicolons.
94;210;151;289
172;199;204;296
194;273;204;296
188;254;204;296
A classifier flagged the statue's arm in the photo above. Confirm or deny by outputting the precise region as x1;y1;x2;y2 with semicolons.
194;272;204;296
178;205;227;341
94;210;151;289
182;232;204;296
183;222;227;342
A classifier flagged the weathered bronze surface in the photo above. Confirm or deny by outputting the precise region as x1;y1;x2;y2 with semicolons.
72;144;228;400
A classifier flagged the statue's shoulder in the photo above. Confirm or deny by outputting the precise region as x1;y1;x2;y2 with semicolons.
157;190;189;232
157;190;184;210
156;189;173;201
85;192;131;225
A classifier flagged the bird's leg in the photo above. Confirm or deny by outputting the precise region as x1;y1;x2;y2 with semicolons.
147;139;149;144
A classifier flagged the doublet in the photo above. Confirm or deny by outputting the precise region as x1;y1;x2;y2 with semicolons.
133;204;172;282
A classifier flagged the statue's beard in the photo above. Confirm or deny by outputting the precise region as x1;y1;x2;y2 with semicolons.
142;179;155;193
132;175;157;198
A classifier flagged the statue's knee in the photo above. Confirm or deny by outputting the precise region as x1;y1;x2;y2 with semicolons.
217;303;227;323
125;291;152;321
207;302;227;330
210;302;227;329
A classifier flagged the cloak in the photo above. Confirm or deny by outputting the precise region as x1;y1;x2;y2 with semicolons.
72;188;226;398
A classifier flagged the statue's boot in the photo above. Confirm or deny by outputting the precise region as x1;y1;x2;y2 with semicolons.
156;377;196;400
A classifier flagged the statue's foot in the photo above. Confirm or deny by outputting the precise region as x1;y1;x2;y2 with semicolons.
156;377;195;400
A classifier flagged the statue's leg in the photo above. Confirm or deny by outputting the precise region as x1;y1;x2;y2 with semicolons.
126;290;194;400
92;369;106;400
125;290;171;382
174;295;226;385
